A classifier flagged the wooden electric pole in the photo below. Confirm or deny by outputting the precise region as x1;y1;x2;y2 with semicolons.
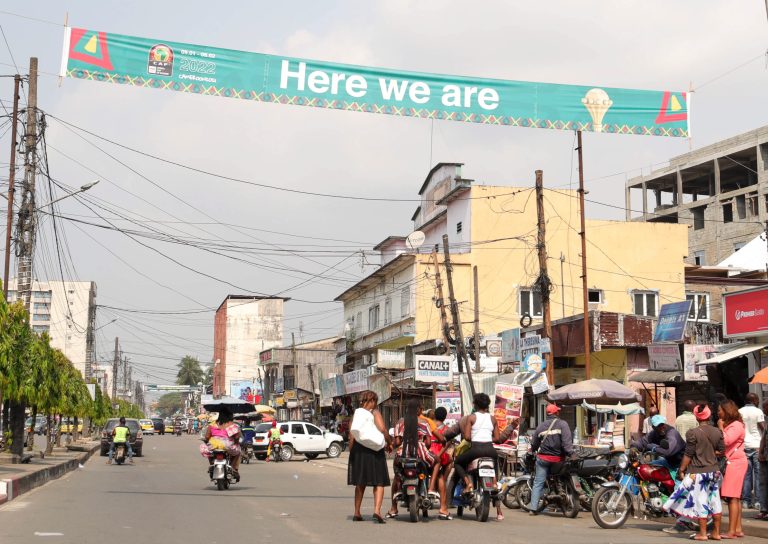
535;170;554;385
431;250;452;354
16;58;39;314
442;234;475;397
112;337;119;401
576;132;591;379
472;266;481;373
3;74;20;299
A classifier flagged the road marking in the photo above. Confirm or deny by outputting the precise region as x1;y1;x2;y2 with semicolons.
34;532;63;536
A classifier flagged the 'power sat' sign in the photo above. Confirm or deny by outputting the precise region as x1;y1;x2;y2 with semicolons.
723;286;768;339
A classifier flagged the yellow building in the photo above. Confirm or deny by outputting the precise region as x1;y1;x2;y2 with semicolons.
335;163;688;372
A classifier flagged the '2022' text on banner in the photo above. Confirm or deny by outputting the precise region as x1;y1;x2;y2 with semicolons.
62;27;690;137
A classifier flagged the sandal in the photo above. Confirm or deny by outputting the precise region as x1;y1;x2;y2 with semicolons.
438;513;453;520
497;513;504;521
385;512;397;519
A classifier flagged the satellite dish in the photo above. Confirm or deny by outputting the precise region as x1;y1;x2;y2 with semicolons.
406;231;426;250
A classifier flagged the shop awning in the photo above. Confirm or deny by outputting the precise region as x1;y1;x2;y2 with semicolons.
628;370;683;384
695;344;767;366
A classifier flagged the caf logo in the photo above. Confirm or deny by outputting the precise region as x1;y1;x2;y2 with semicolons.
148;44;173;76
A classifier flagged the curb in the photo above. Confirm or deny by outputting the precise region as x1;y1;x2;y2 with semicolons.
649;512;768;540
0;443;100;505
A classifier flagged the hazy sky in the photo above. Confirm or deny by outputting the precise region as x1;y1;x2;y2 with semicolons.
0;1;766;387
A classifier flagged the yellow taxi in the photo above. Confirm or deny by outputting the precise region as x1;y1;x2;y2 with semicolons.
140;419;155;435
60;418;83;433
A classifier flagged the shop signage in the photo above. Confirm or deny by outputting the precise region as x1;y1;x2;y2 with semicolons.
723;287;768;338
435;391;462;424
62;28;690;137
648;343;683;370
501;329;521;363
377;349;407;369
259;350;273;364
486;339;502;358
653;301;692;343
521;335;541;361
367;373;392;404
343;368;370;394
283;389;297;401
493;383;524;434
414;355;453;384
683;344;717;382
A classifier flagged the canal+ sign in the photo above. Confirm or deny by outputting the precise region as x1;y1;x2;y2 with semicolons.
723;286;768;339
414;355;453;384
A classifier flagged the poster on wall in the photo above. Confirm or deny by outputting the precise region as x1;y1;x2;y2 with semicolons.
230;380;261;403
493;383;524;434
501;329;521;363
648;344;683;370
62;28;690;137
683;344;718;381
435;391;462;424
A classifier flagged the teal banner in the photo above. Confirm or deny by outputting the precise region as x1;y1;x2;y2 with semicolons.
62;27;690;137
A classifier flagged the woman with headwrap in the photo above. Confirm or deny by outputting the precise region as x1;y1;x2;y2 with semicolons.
663;403;724;541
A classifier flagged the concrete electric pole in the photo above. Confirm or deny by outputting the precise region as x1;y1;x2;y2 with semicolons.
3;74;20;299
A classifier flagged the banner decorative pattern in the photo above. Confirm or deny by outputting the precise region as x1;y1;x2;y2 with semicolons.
63;28;690;138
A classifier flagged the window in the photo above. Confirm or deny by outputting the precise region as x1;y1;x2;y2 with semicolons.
693;250;706;266
32;325;49;334
368;304;380;331
280;424;289;433
692;206;705;230
456;221;463;234
291;424;305;434
686;292;710;321
736;195;746;220
748;194;759;216
734;242;746;252
588;289;603;304
384;297;392;325
401;286;411;317
33;302;50;312
306;424;322;436
32;313;50;321
632;291;658;317
283;366;296;390
355;312;362;333
723;202;733;223
519;288;543;317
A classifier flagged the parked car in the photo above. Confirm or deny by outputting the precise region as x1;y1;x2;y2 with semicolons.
274;421;344;462
151;417;165;435
60;418;83;434
139;419;154;435
100;418;143;457
25;415;47;435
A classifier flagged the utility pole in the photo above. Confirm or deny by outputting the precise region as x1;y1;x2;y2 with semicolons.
472;266;481;373
576;132;591;379
3;74;20;299
122;356;128;401
112;337;119;401
15;58;38;314
442;234;475;397
431;250;452;354
535;170;554;385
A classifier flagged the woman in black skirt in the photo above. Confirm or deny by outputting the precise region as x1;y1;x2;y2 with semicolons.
348;390;392;523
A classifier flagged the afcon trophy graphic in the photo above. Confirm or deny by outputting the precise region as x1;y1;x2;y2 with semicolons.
581;88;613;133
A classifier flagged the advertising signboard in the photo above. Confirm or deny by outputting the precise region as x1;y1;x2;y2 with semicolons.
683;344;718;381
723;287;768;338
414;355;453;384
435;391;462;424
648;344;683;370
653;301;692;343
493;383;524;434
368;373;392;404
501;329;521;363
343;368;370;394
230;379;260;403
62;28;690;137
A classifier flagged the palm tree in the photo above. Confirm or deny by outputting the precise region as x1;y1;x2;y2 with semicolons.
176;356;203;386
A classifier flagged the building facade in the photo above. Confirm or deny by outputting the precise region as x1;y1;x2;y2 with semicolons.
7;278;97;379
626;125;768;266
212;295;285;397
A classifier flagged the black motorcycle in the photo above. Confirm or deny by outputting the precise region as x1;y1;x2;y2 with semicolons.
393;457;437;522
572;446;622;510
451;456;500;522
241;441;255;464
515;453;582;518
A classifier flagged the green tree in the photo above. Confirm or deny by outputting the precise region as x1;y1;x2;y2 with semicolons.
0;299;34;456
176;356;203;386
156;393;183;418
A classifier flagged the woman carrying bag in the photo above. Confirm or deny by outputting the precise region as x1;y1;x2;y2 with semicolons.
348;390;393;523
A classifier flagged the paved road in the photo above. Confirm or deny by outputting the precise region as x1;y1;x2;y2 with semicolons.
1;434;763;543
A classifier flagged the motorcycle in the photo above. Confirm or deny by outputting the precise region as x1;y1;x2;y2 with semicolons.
451;456;500;522
573;447;623;510
393;457;438;522
209;448;236;490
174;423;183;436
242;441;255;464
592;449;684;529
112;442;128;465
515;454;582;518
269;440;283;462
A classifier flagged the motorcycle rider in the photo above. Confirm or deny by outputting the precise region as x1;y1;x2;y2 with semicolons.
240;418;256;457
200;407;242;481
631;414;685;469
527;403;573;515
266;420;282;462
107;417;134;464
453;393;500;495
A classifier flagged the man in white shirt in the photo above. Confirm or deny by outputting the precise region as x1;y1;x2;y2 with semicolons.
740;393;765;509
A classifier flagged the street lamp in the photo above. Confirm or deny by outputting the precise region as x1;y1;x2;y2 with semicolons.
34;180;100;212
93;317;118;332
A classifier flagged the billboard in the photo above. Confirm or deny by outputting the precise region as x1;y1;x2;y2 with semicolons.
230;380;261;404
723;287;768;338
653;301;692;343
648;343;683;371
62;28;690;137
414;355;453;384
493;383;524;434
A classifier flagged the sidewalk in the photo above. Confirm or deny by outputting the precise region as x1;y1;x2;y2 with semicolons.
0;440;100;506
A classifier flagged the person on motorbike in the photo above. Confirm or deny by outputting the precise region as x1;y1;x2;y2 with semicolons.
200;407;242;481
527;403;573;515
266;420;282;462
453;393;500;496
631;414;685;469
107;417;134;464
386;399;437;519
240;418;256;454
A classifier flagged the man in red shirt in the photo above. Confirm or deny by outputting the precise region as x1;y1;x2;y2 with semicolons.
527;404;574;514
